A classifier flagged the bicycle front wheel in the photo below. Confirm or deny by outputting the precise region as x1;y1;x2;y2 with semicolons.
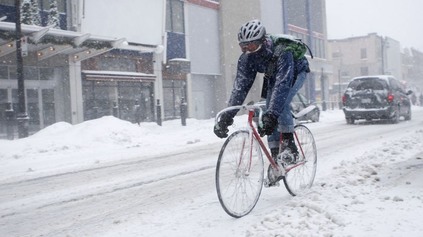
215;130;264;218
283;125;317;196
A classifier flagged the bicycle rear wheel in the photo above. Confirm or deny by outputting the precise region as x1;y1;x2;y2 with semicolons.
283;124;317;196
215;130;264;218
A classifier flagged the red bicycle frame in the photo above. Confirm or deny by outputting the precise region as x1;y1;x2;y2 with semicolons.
217;104;306;176
240;108;306;174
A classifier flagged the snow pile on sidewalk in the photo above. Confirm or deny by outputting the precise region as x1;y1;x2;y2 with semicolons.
0;116;221;180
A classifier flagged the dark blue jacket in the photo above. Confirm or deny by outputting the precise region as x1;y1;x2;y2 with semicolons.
227;35;309;118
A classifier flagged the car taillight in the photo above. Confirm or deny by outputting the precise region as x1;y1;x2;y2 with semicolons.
342;95;347;105
387;94;394;102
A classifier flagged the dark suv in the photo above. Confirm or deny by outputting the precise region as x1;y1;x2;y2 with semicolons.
342;75;412;124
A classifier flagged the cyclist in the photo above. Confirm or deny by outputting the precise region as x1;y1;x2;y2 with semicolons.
214;19;310;164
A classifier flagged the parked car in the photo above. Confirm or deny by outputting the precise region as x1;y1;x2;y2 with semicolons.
342;75;412;124
290;93;320;122
255;92;320;123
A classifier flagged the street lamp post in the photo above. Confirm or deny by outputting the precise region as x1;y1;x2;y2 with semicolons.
15;0;29;138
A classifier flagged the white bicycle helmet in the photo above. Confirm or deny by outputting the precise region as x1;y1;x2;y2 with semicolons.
238;20;266;43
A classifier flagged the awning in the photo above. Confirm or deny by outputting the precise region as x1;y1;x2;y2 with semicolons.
82;70;156;82
0;21;159;61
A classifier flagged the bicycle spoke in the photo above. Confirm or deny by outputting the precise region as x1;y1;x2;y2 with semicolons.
283;125;317;196
216;130;264;218
215;104;318;217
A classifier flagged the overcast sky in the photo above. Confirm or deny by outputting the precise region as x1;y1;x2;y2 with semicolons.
325;0;423;52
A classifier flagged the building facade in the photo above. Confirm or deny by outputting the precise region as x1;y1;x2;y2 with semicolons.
402;48;423;94
1;0;331;138
0;0;162;138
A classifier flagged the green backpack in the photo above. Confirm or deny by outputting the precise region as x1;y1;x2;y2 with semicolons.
260;34;313;98
269;34;313;60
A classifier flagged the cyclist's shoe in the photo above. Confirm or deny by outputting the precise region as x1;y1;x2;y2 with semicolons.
279;148;299;165
265;164;283;187
279;133;299;165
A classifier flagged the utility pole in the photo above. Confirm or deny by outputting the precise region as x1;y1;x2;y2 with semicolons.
15;0;29;138
338;69;342;109
381;36;385;75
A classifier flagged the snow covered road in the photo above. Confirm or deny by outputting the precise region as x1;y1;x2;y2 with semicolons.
0;108;422;236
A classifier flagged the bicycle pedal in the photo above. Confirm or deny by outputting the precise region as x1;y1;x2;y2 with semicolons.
264;179;280;188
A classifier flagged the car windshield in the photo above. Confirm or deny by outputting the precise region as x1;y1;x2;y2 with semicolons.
347;78;388;91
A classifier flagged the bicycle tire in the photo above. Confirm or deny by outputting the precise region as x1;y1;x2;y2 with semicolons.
283;124;317;196
215;130;264;218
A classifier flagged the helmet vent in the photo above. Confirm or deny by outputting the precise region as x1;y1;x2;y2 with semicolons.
238;19;266;43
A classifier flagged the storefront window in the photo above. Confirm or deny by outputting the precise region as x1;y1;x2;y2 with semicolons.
24;67;39;80
8;66;16;79
0;66;8;79
0;89;7;134
166;0;185;33
27;89;40;129
82;79;154;123
42;89;55;126
40;0;66;12
163;79;186;119
40;68;54;80
98;57;136;72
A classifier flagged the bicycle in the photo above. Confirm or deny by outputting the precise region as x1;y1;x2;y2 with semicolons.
214;103;317;218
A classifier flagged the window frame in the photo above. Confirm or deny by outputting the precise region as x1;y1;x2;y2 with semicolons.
166;0;185;34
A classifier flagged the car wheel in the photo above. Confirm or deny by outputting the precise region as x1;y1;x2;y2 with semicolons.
346;118;355;124
390;107;400;124
404;107;412;121
311;111;320;122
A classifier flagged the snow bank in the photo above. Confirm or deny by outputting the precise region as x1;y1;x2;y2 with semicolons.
248;128;423;236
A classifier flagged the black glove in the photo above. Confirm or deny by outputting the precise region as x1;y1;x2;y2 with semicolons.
258;112;278;137
214;113;234;138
